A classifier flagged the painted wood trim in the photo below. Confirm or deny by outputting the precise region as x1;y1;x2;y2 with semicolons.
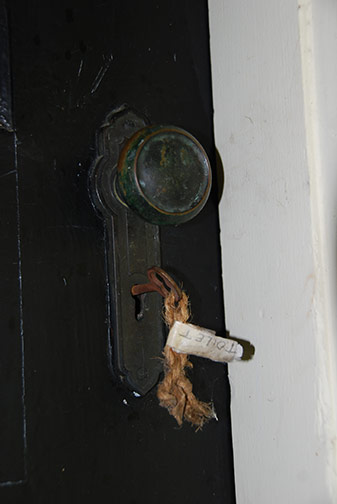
209;0;337;502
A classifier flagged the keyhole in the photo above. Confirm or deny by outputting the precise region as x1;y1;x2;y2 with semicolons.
134;294;146;321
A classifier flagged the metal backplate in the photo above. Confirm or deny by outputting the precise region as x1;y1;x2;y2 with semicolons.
90;105;164;395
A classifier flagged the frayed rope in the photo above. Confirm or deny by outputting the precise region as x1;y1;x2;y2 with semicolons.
157;290;214;429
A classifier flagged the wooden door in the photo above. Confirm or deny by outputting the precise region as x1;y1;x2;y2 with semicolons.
0;1;235;502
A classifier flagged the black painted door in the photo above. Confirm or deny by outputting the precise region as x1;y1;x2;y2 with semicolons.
0;1;235;503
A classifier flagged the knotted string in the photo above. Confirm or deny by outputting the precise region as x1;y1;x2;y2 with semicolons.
157;290;214;429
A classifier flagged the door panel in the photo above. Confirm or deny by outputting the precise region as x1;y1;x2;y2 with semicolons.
0;1;235;503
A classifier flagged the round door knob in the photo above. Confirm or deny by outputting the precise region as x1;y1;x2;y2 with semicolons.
116;125;212;225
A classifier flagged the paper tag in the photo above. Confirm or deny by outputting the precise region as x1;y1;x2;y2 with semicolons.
166;321;243;363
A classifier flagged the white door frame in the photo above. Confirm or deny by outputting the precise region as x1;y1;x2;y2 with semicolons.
209;1;337;502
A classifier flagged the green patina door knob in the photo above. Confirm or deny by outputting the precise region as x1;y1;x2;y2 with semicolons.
117;125;212;225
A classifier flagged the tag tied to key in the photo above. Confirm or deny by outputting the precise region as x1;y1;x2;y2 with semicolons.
166;321;243;363
132;267;243;429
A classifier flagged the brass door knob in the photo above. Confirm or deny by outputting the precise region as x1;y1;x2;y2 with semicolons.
116;125;212;225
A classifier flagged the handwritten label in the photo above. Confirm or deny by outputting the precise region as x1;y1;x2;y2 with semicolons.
166;321;243;363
